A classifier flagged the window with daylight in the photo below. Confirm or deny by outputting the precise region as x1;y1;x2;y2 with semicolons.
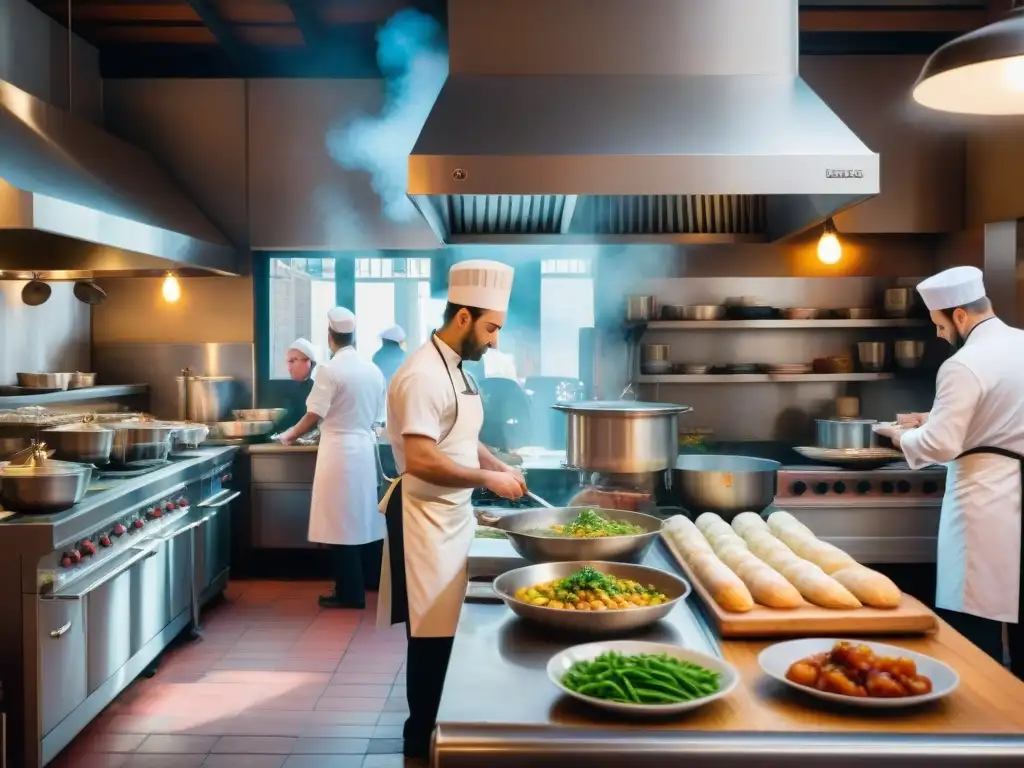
267;257;337;379
539;258;594;379
354;257;446;361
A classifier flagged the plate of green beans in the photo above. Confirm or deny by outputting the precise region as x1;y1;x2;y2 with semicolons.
547;641;739;715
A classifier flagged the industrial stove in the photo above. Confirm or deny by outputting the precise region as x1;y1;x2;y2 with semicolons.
0;446;239;768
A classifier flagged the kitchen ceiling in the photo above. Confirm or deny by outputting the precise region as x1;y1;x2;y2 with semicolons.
27;0;992;78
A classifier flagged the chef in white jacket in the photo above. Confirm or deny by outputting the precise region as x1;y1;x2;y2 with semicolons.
875;266;1024;678
377;260;527;760
279;307;387;609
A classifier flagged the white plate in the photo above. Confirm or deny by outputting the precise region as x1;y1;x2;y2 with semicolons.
758;638;959;709
794;446;904;463
547;640;739;716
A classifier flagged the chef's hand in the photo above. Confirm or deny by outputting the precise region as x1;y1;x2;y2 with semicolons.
483;470;525;501
504;466;528;495
872;422;906;449
278;429;296;446
897;412;929;428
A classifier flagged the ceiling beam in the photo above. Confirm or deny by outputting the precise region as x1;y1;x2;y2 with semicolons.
281;0;327;49
181;0;250;70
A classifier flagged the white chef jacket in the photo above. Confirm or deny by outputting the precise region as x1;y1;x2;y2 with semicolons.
306;347;387;545
901;318;1024;623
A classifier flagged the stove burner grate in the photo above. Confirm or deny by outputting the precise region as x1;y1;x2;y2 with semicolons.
94;460;172;479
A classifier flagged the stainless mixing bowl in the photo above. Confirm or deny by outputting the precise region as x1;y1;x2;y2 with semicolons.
489;507;663;564
492;560;690;636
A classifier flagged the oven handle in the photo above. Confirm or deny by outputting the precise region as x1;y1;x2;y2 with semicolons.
158;513;213;539
42;545;159;602
197;489;240;509
49;621;72;638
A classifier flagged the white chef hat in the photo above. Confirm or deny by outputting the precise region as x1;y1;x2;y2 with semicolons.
916;266;986;311
448;260;515;312
288;338;318;362
327;306;356;333
380;325;406;343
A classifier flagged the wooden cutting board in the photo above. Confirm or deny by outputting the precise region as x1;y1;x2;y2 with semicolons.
661;535;938;638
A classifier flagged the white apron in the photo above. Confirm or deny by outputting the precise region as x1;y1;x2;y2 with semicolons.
376;353;484;637
936;447;1023;624
308;428;385;545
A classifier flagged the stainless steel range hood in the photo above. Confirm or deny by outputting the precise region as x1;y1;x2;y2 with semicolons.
0;79;239;277
408;0;879;245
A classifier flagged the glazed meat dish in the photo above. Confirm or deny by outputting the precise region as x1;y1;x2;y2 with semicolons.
785;641;934;698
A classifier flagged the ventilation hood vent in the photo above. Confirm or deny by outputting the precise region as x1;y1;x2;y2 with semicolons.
0;79;239;277
409;0;879;245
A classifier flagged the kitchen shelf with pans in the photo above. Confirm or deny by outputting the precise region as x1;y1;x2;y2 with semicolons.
0;384;149;408
639;319;929;330
637;373;895;384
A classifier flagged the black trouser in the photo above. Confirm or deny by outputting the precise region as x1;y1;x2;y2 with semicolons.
330;539;384;606
939;609;1023;679
383;479;456;757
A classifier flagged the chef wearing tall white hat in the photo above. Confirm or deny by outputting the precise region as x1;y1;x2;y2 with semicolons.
280;307;387;609
373;324;407;385
874;266;1024;678
377;260;528;759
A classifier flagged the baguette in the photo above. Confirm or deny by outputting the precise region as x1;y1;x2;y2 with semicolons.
831;566;902;609
732;511;770;537
774;529;858;575
766;510;814;539
695;512;747;552
716;542;803;609
664;515;714;559
686;550;755;613
741;530;862;610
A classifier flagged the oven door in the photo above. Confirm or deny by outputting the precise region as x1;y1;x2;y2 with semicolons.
194;489;240;602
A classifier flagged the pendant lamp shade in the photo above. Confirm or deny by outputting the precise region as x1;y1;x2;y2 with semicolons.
912;10;1024;115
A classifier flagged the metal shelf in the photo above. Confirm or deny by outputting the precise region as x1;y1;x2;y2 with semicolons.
0;384;149;408
637;373;895;384
641;319;928;330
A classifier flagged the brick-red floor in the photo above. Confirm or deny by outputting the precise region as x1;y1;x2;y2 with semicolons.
53;580;409;768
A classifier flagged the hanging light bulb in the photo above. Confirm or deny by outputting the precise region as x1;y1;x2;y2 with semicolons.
912;7;1024;115
817;219;842;266
162;273;181;303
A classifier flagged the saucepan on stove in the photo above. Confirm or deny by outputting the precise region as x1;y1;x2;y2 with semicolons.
0;443;93;511
41;416;114;465
815;418;879;449
109;422;178;466
670;455;779;520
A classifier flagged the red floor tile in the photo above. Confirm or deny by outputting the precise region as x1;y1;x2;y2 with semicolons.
52;580;408;768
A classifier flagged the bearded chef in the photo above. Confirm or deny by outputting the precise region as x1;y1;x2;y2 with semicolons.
874;266;1024;678
279;307;387;609
377;260;527;760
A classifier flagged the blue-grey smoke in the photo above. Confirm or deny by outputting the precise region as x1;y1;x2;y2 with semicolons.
327;9;448;222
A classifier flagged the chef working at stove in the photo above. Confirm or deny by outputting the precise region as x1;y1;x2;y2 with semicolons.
377;260;527;760
279;307;387;609
279;338;318;434
874;266;1024;679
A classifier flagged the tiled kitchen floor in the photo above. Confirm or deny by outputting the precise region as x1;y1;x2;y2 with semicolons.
53;581;411;768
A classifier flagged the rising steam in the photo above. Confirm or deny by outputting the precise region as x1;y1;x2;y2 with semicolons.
327;9;448;222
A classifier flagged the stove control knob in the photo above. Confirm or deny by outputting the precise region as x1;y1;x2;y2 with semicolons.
98;535;112;548
813;482;829;495
881;481;895;494
132;519;144;530
832;481;847;495
60;554;73;568
112;523;127;537
147;507;163;520
790;481;808;496
80;540;96;557
68;549;82;564
165;501;176;511
923;481;939;495
855;481;872;495
221;473;232;484
177;496;189;507
896;480;912;494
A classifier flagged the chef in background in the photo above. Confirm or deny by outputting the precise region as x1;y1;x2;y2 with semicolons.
874;266;1024;679
373;324;407;385
279;338;318;434
377;260;527;760
279;307;387;609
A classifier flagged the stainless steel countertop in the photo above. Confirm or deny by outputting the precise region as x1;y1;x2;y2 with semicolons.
440;540;1024;767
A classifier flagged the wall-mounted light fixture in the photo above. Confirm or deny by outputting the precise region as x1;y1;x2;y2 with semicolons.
913;3;1024;115
817;218;842;265
162;272;181;303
